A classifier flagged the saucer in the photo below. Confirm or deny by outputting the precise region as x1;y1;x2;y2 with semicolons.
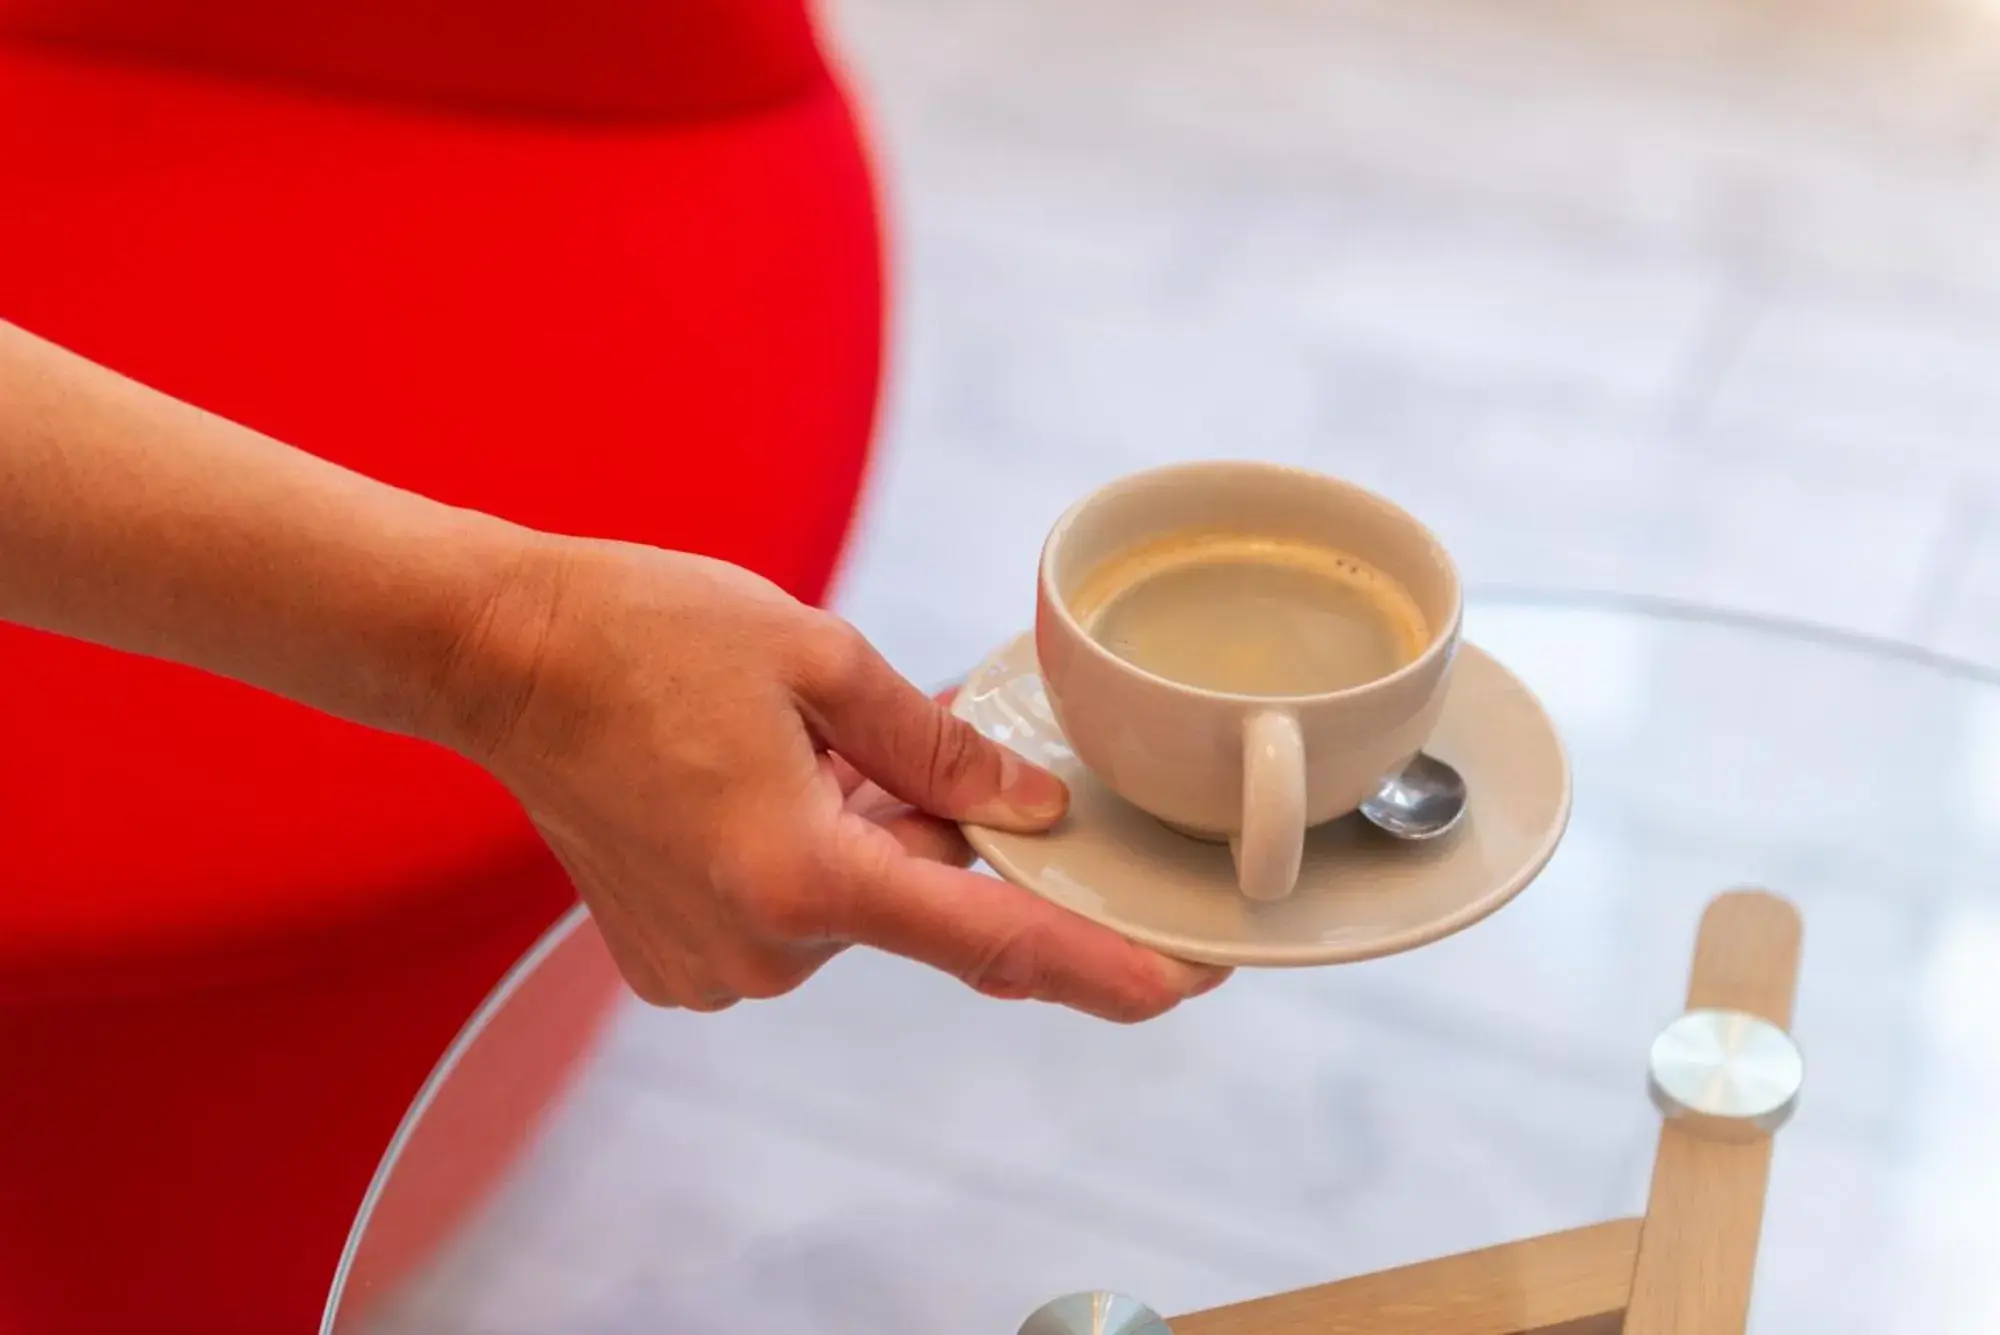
951;634;1571;968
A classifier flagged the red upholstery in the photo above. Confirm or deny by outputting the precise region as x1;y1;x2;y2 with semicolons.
0;0;827;117
0;4;883;1329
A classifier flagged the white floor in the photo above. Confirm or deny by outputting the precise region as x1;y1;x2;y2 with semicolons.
828;0;2000;688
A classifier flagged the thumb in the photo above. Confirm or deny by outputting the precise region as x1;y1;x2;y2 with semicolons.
797;628;1067;831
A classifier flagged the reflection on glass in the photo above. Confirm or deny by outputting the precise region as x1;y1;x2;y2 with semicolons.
1468;604;1653;739
322;597;2000;1335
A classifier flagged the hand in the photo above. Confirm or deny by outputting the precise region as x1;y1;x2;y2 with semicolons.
0;318;1220;1021
441;536;1231;1020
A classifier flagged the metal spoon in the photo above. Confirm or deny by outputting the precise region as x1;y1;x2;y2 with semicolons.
1359;751;1468;841
1018;1292;1170;1335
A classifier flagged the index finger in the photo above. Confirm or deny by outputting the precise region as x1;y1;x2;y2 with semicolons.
836;852;1228;1022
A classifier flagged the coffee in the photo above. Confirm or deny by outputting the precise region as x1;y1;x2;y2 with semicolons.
1071;532;1429;696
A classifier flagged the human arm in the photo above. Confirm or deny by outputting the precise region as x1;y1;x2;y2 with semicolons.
0;319;1226;1018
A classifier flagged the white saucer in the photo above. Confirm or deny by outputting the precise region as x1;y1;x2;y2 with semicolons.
952;634;1571;968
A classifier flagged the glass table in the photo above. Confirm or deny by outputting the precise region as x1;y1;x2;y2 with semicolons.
323;594;2000;1335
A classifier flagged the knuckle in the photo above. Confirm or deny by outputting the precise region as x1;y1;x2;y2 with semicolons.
736;858;841;942
958;926;1185;1022
917;712;990;800
761;823;886;943
710;829;811;924
797;617;875;697
963;924;1051;1002
713;835;856;947
745;894;817;943
706;840;770;908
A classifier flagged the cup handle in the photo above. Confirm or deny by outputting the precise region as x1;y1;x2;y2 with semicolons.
1230;710;1306;902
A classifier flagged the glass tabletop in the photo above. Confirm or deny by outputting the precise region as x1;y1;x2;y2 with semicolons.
323;593;2000;1335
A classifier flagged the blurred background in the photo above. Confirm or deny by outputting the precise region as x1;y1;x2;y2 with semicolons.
318;5;2000;1331
13;2;2000;1332
830;0;2000;684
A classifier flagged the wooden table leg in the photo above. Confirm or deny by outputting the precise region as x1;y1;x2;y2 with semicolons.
1622;890;1802;1335
1155;890;1802;1335
1168;1219;1641;1335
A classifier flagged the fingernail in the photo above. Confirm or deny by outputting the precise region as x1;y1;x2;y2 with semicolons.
975;749;1068;827
1161;958;1231;998
1187;967;1232;997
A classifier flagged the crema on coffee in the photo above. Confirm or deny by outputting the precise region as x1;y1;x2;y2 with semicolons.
1070;531;1430;697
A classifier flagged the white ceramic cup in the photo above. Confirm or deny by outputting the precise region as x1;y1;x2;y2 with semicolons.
1034;461;1463;902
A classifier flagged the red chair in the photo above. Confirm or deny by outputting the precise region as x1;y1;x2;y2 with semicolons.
0;3;884;1330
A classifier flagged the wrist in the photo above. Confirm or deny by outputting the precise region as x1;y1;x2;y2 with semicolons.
402;512;576;765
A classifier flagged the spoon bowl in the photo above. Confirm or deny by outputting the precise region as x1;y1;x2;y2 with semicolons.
1359;751;1468;841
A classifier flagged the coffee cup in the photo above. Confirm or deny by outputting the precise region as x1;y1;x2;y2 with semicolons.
1035;461;1462;902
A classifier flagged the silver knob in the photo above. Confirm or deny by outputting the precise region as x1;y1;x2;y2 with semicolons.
1018;1292;1170;1335
1647;1008;1804;1142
